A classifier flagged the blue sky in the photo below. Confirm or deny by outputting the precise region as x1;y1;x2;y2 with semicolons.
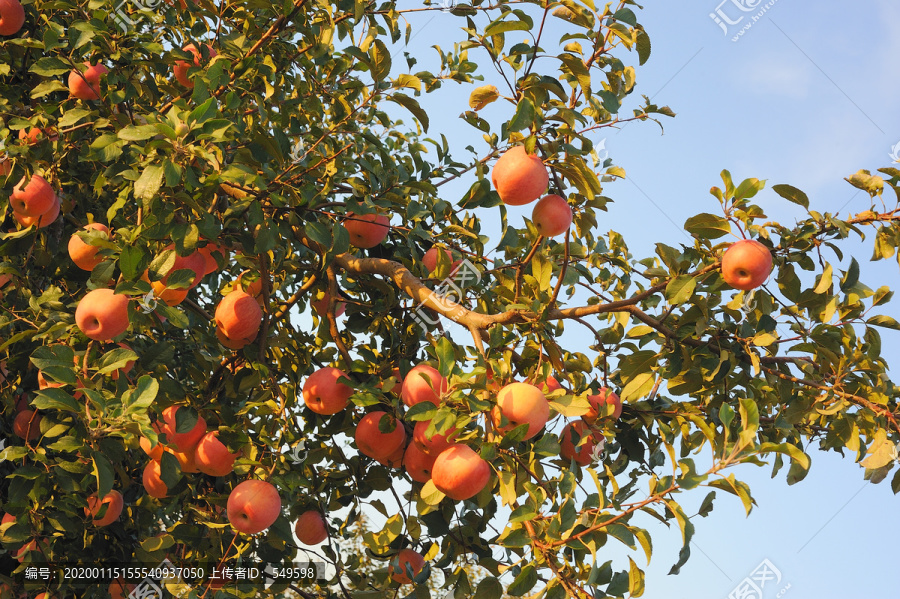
374;1;900;597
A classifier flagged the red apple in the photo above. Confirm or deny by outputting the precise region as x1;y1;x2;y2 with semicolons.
142;460;167;499
85;490;124;526
412;420;458;457
584;387;622;423
227;479;281;534
68;223;110;271
10;174;55;216
294;510;328;545
68;62;108;100
403;442;437;483
376;444;405;469
343;212;390;248
493;382;549;440
215;289;263;349
389;548;425;584
355;411;406;460
721;239;773;291
13;193;59;229
75;288;130;341
159;406;206;451
432;444;491;501
491;146;549;206
311;291;346;317
174;43;218;88
400;364;448;407
0;0;25;36
194;431;238;476
13;409;40;441
532;194;572;237
559;420;603;466
302;366;353;415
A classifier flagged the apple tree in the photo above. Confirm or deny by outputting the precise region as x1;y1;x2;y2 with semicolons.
0;0;898;597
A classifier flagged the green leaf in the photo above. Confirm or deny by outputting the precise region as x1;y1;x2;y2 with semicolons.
92;451;115;496
733;178;764;200
683;213;731;239
665;275;696;305
58;108;93;128
119;246;149;280
32;389;80;413
388;93;429;132
484;18;530;36
507;97;535;132
118;125;161;141
29;57;71;76
473;577;503;599
628;557;645;597
772;184;809;208
507;564;538;596
738;397;759;448
867;315;900;331
135;165;164;201
636;30;651;65
370;39;391;81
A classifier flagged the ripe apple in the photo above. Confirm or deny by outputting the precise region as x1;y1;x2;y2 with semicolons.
294;510;328;545
355;411;406;460
10;174;55;216
109;578;136;599
584;387;622;423
532;194;572;237
140;435;165;461
160;406;206;451
412;420;458;457
422;247;461;276
493;382;549;440
0;0;25;36
432;444;491;501
227;479;281;534
68;223;110;271
400;364;448;407
169;445;199;473
559;420;603;466
531;375;562;394
68;62;108;100
12;193;59;228
343;212;390;248
18;127;58;145
376;444;405;468
215;289;263;349
302;366;353;415
722;239;773;291
198;241;228;275
37;371;63;390
311;291;346;317
1;512;16;526
236;270;264;301
174;43;218;88
85;490;124;526
142;460;168;498
389;548;425;584
13;409;41;441
75;288;130;341
194;431;238;476
403;442;437;483
491;146;549;206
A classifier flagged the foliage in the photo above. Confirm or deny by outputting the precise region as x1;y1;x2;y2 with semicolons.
0;0;898;598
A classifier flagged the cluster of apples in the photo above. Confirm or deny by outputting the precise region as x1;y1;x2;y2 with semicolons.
140;406;240;497
8;173;60;229
491;146;573;237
